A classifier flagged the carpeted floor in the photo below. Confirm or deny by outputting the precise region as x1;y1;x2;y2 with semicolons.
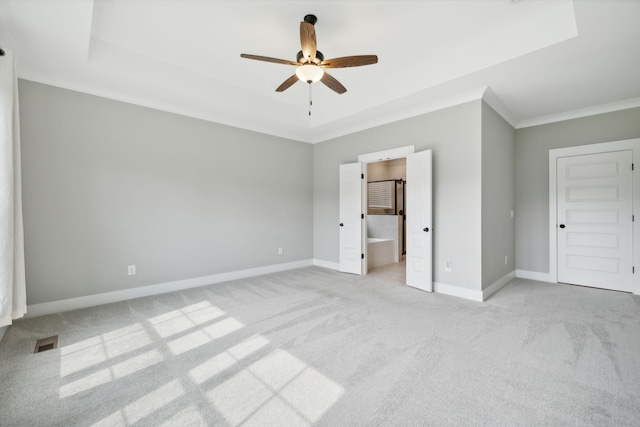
1;266;639;426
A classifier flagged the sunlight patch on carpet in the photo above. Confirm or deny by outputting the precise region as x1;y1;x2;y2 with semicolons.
60;323;152;376
93;379;185;426
148;301;225;338
208;349;344;425
189;334;269;385
167;317;244;355
60;349;164;397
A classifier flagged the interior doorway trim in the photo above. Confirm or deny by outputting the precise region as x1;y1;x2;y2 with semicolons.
358;145;415;164
549;138;640;295
348;145;415;278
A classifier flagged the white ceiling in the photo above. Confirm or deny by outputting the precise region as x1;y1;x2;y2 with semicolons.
1;0;639;143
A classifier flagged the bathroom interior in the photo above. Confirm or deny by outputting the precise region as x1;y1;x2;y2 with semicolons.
366;158;406;283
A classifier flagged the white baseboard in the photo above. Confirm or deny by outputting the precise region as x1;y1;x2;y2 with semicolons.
482;271;516;301
434;282;483;302
430;271;517;302
516;270;553;283
26;259;314;318
313;259;340;271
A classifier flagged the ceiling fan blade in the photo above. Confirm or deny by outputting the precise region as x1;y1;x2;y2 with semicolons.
321;71;347;94
300;22;317;63
240;54;299;66
321;55;378;68
276;74;299;92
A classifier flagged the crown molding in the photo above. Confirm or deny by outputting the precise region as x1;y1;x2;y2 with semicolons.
481;87;519;128
516;97;640;129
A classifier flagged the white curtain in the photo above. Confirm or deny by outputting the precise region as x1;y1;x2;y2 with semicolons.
0;50;26;326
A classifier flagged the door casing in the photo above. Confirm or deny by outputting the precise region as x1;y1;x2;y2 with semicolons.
340;146;415;277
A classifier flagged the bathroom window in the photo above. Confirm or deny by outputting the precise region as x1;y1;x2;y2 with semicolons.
368;180;397;214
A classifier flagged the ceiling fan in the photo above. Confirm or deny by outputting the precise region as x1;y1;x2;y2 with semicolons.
240;14;378;95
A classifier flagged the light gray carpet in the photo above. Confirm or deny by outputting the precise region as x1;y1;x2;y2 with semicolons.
1;267;639;426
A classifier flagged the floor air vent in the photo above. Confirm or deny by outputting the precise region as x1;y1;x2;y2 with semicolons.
34;336;58;353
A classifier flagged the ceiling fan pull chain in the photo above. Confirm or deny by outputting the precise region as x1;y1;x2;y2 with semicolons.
309;83;312;116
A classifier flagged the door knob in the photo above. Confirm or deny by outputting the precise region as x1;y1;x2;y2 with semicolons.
423;227;429;232
559;224;565;229
339;223;344;227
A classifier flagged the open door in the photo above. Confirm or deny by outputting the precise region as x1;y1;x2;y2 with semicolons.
406;150;432;291
339;162;366;274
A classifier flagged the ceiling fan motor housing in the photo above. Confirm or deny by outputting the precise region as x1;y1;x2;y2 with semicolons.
297;50;323;64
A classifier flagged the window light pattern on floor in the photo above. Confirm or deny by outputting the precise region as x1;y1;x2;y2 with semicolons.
55;300;344;426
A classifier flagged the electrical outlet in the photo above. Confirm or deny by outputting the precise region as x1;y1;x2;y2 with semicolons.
510;210;514;218
278;247;283;255
504;255;508;265
128;265;136;276
445;261;453;272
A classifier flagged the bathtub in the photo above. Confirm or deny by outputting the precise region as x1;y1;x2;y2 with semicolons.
367;238;397;269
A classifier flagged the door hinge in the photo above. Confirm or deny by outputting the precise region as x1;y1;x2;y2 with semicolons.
361;254;364;259
633;267;635;274
633;215;635;222
361;173;364;179
361;213;364;219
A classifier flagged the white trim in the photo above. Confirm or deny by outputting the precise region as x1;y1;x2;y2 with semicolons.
361;163;368;275
549;150;559;285
517;97;640;129
482;88;519;128
482;271;516;300
26;259;313;318
433;282;483;302
354;146;416;279
433;272;517;303
312;259;340;271
516;270;553;283
549;138;640;296
358;145;415;163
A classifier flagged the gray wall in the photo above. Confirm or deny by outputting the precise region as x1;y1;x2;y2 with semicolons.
20;80;313;305
481;102;515;288
313;101;483;290
515;107;640;274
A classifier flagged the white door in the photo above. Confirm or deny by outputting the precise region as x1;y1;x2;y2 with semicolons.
557;150;633;292
339;162;365;274
406;150;432;291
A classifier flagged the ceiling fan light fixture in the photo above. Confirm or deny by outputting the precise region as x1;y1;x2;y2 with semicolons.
241;14;376;96
296;64;324;83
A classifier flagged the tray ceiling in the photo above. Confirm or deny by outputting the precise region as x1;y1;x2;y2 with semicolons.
1;0;639;142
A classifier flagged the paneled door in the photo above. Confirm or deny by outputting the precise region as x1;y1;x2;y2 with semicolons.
406;150;432;291
339;162;365;275
557;150;633;292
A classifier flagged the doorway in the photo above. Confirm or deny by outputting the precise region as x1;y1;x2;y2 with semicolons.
366;158;406;283
339;146;433;292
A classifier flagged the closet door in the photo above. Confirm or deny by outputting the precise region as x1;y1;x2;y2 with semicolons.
557;150;633;291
